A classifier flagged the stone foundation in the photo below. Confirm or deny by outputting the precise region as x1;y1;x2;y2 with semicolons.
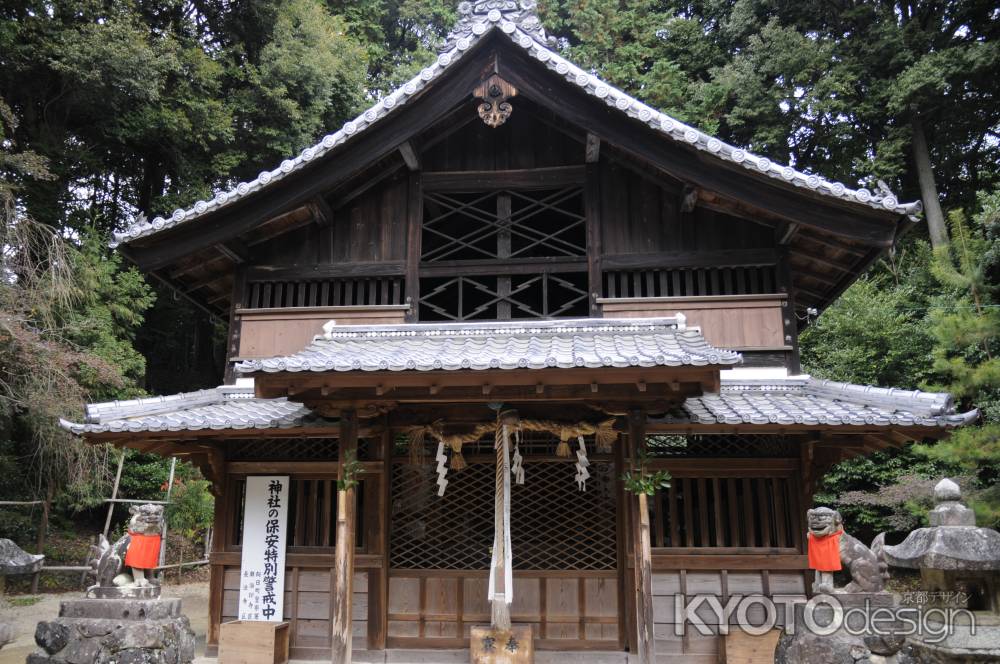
28;598;195;664
775;593;906;664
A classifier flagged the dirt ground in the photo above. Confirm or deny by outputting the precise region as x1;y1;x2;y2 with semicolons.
0;581;209;664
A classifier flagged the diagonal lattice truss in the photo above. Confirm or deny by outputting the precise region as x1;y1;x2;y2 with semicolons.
418;272;588;320
390;460;617;571
421;188;586;262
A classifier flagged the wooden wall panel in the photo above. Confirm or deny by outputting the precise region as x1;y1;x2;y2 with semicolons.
386;571;619;650
329;175;410;264
235;305;408;358
599;295;787;350
220;566;368;658
421;106;583;172
599;160;774;257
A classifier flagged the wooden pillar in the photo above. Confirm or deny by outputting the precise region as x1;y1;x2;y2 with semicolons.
332;410;359;663
585;161;603;317
628;409;655;664
777;248;801;373
207;449;229;652
368;425;392;651
404;173;422;322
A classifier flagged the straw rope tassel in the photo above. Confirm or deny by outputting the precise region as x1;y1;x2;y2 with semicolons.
511;427;524;485
435;441;449;497
488;416;514;630
575;435;590;491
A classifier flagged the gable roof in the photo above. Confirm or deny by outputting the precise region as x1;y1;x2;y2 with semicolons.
112;1;920;249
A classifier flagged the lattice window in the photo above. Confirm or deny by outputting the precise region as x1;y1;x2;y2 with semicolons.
227;438;339;461
648;475;799;549
226;438;373;461
418;272;588;321
244;277;405;309
421;188;585;262
604;265;777;298
229;478;366;550
646;434;796;458
390;461;617;570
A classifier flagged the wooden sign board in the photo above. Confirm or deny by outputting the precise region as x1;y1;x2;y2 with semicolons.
238;476;289;621
470;625;534;664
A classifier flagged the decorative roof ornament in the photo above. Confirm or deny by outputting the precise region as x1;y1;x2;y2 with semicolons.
441;0;554;52
475;74;516;127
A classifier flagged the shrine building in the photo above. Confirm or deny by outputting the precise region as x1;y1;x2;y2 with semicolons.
63;2;978;662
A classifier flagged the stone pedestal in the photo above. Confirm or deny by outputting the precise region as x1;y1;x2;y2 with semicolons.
470;625;534;664
28;598;195;664
775;593;906;664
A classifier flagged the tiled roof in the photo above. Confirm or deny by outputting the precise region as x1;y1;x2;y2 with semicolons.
63;376;977;437
234;316;741;374
673;378;979;428
59;386;335;435
110;1;919;248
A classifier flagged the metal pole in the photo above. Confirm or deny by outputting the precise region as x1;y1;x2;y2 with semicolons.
158;457;177;569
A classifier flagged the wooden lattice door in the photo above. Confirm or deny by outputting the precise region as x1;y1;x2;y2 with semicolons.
386;455;622;649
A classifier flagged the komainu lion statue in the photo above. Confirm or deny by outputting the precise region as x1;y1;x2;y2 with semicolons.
88;503;164;598
807;506;888;594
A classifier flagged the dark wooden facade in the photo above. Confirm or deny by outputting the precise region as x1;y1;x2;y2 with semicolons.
82;21;949;664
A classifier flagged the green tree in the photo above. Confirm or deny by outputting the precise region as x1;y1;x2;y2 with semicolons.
916;192;1000;525
0;98;155;511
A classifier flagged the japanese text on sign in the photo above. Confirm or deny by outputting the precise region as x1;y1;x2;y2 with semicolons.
238;476;288;621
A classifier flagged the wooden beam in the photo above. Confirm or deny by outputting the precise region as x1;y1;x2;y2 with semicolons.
308;196;335;228
790;246;854;273
168;252;229;279
778;222;799;245
795;230;867;256
398;141;420;171
214;238;251;264
585;133;601;163
585;162;603;315
331;409;359;664
147;270;227;322
680;184;698;213
331;163;407;211
417;256;586;278
628;409;655;664
602;248;778;271
497;43;898;245
421;165;586;192
246;261;405;281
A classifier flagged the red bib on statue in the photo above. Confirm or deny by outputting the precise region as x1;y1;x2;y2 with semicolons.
807;531;842;571
124;532;161;570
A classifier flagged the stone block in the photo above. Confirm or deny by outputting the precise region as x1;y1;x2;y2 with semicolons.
29;597;194;664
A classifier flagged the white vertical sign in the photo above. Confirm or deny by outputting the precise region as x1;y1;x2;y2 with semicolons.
239;476;289;621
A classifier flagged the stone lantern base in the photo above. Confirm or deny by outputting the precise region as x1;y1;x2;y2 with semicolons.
28;597;195;664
